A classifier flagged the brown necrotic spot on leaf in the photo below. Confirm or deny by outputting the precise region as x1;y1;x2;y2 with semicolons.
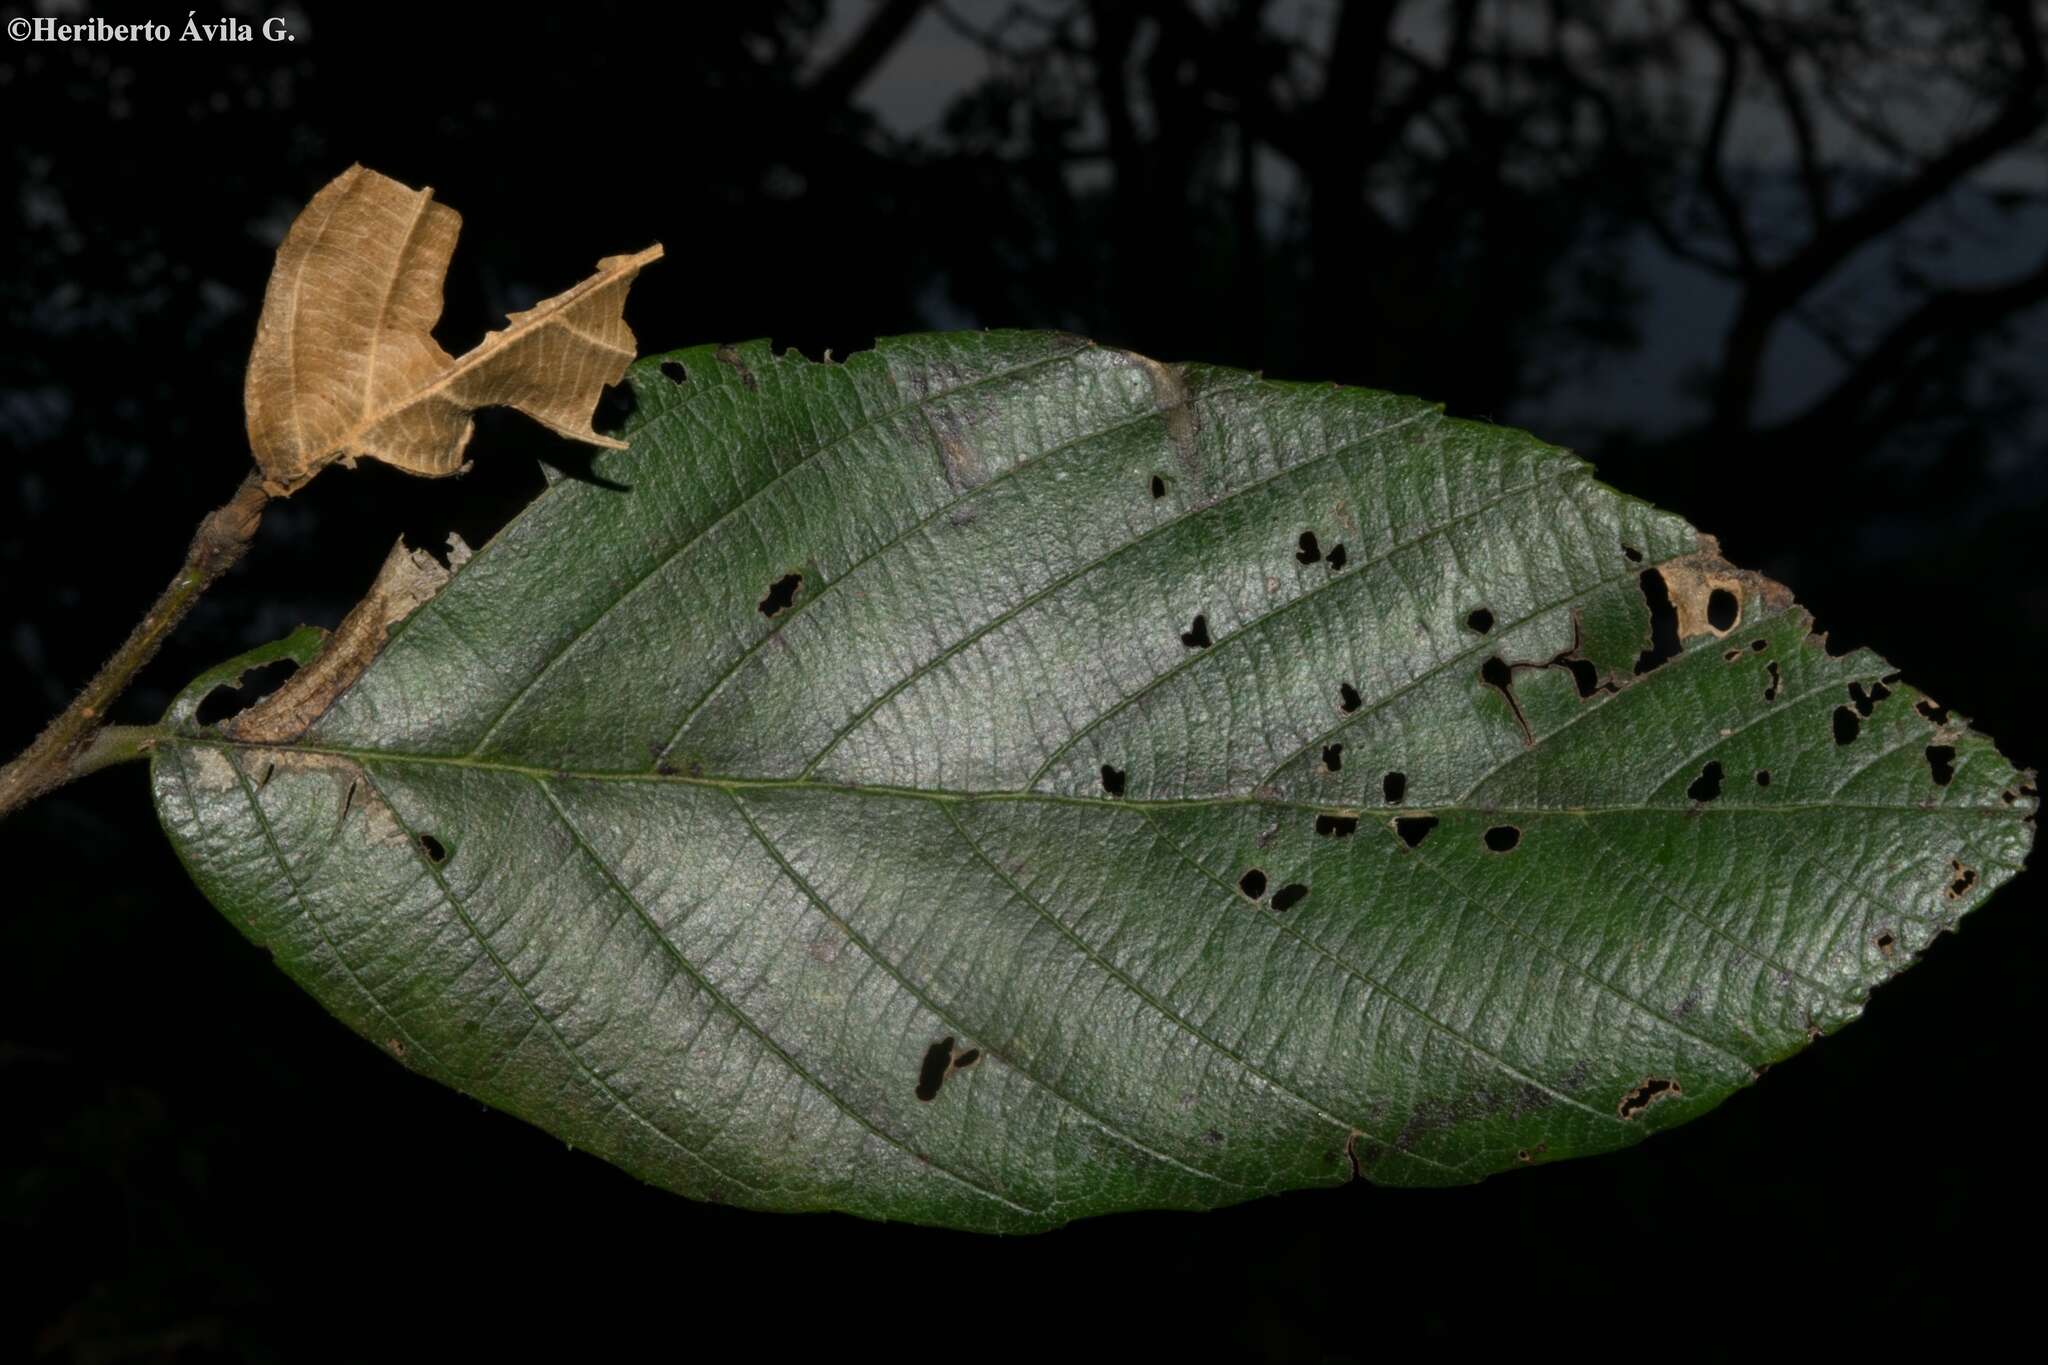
1315;813;1359;838
1181;614;1212;648
244;165;662;496
1338;682;1362;713
1618;1077;1680;1120
759;573;804;617
1687;761;1725;803
1100;764;1127;796
1833;706;1861;745
1383;771;1407;804
1270;883;1309;911
1483;825;1521;852
1297;531;1322;564
1395;816;1437;848
229;538;456;744
1925;745;1957;786
1322;743;1344;772
1656;538;1784;640
915;1038;956;1101
713;343;759;391
924;405;988;491
1124;350;1201;485
185;747;244;796
1238;868;1268;899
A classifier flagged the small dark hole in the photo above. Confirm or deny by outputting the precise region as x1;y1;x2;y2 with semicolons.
659;360;688;384
1916;699;1949;724
1339;682;1362;713
1383;771;1407;804
1848;682;1876;718
1395;816;1438;848
1632;569;1681;674
952;1048;981;1069
1621;543;1644;563
1832;705;1860;745
1326;544;1348;571
1270;883;1309;912
1948;862;1977;898
1150;474;1167;498
195;658;301;726
1875;933;1895;955
418;834;448;864
915;1038;955;1101
1706;588;1739;632
1322;743;1344;772
1563;658;1600;699
1687;761;1724;803
759;572;804;617
1238;868;1268;899
1925;745;1956;786
1466;608;1494;634
1751;639;1768;652
1100;764;1127;796
1764;660;1781;702
592;382;639;435
1618;1076;1679;1120
1315;813;1359;838
1297;531;1322;564
1181;614;1212;648
1483;825;1521;852
1724;649;1742;663
1481;656;1512;689
1755;769;1771;787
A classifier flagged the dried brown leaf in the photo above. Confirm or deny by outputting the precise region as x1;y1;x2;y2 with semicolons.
243;164;662;495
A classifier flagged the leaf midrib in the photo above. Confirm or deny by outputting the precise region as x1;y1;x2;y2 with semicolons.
167;736;2007;817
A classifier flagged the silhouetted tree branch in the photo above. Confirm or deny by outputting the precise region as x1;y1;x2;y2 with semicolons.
807;0;931;107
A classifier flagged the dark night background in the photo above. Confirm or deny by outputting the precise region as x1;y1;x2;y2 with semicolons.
3;1;2043;1357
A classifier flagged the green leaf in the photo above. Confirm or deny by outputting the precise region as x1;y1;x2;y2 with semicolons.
152;332;2036;1231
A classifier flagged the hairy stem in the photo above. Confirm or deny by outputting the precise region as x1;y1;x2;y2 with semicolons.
0;472;270;819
